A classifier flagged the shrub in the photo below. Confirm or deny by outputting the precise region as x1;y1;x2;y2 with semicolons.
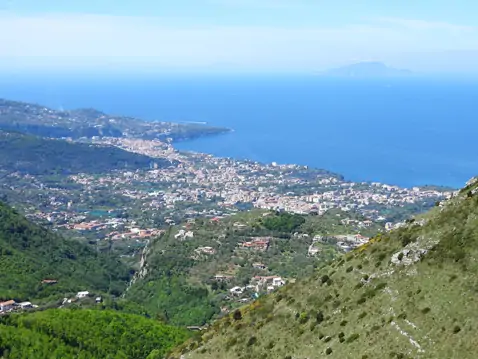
266;341;275;349
401;235;413;247
325;347;333;355
318;333;325;340
346;333;360;343
357;297;366;304
421;307;431;314
338;332;345;338
363;288;377;299
397;252;404;261
339;336;345;343
316;311;324;323
363;274;370;281
226;337;238;350
397;313;407;320
449;274;457;282
357;264;363;270
233;309;242;321
346;266;354;273
247;337;257;346
324;336;332;343
340;320;348;326
321;275;330;284
358;311;367;319
378;253;387;261
453;325;461;334
299;312;309;324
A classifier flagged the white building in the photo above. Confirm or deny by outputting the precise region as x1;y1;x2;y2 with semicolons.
76;291;89;298
229;286;244;296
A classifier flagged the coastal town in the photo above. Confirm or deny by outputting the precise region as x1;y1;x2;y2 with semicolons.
0;99;455;303
1;135;453;257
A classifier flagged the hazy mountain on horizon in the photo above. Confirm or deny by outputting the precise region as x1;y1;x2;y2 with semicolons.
322;61;413;78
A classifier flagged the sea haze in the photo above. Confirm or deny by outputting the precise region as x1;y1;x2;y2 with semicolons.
1;74;477;188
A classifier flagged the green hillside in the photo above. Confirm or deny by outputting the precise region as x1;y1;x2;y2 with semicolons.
169;178;478;359
125;209;381;326
0;309;189;359
0;200;131;301
0;130;172;175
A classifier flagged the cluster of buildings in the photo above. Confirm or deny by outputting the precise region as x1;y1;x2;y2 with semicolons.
228;275;286;301
66;138;452;223
240;237;271;251
3;136;453;260
0;300;37;314
308;234;371;255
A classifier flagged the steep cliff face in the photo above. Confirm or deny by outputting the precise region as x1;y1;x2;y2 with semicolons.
169;178;478;359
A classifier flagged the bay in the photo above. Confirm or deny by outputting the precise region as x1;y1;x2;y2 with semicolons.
1;74;477;188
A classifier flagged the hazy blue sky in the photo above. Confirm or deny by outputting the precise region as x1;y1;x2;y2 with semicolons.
1;0;477;73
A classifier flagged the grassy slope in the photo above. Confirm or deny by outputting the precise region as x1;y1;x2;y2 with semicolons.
169;179;478;359
0;201;131;301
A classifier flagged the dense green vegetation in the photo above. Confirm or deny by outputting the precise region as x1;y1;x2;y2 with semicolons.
0;200;131;301
126;210;380;326
0;131;172;175
168;178;478;359
0;309;189;359
261;212;305;232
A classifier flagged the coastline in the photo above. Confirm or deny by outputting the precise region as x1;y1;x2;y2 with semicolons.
172;133;459;191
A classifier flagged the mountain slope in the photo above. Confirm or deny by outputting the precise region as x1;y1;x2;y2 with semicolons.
170;178;478;359
0;131;172;175
0;200;131;301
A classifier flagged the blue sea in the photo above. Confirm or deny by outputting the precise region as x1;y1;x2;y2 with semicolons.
1;74;477;188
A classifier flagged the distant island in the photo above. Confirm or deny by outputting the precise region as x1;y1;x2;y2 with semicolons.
321;61;413;78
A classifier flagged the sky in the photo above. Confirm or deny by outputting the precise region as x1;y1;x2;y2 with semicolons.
1;0;478;74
